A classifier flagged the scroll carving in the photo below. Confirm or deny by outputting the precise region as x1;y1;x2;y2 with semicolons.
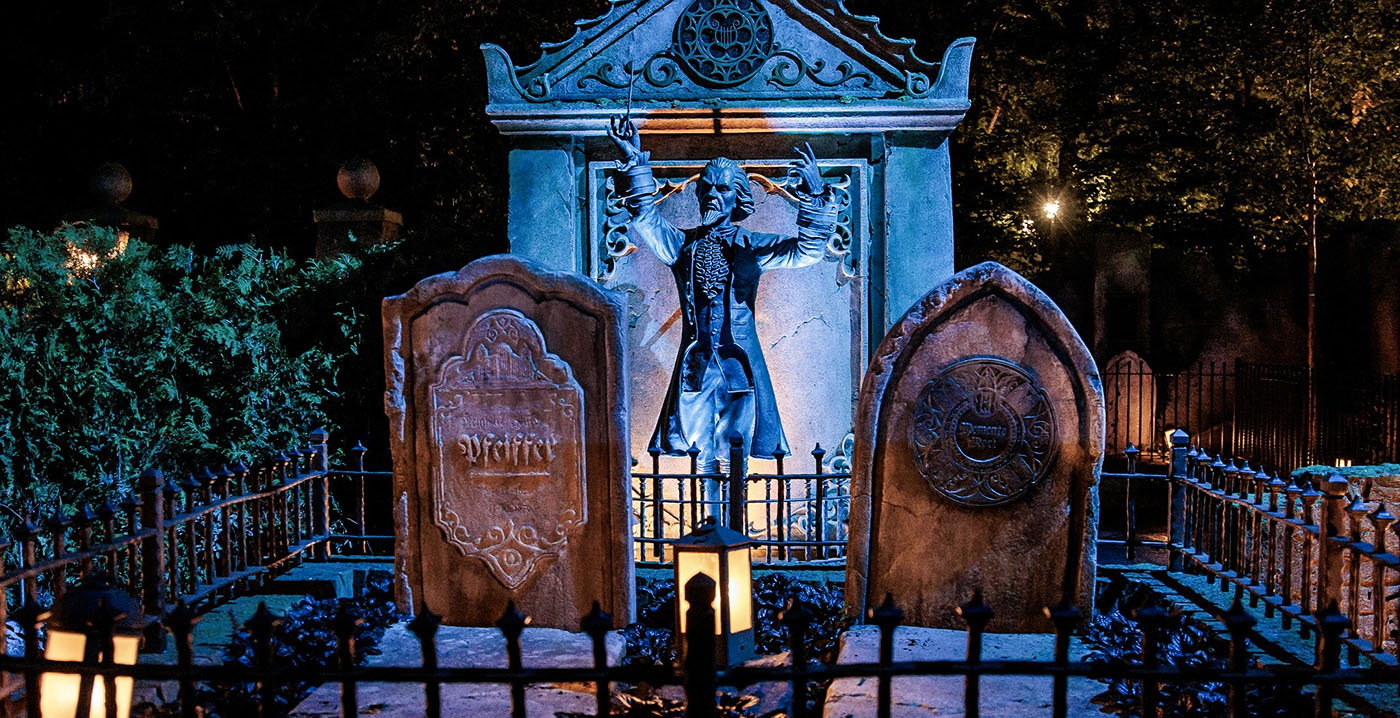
428;309;587;589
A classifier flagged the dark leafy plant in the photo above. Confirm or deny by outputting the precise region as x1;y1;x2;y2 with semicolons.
751;573;852;664
620;572;852;702
0;224;370;514
1083;581;1310;717
135;571;400;718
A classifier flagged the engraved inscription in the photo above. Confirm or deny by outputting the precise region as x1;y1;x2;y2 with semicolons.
429;309;587;589
909;358;1057;507
458;429;559;474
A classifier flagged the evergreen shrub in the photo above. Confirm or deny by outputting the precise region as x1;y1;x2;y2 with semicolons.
0;224;366;513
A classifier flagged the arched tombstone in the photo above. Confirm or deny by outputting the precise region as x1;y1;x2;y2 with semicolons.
1103;350;1156;455
846;262;1104;631
382;255;634;628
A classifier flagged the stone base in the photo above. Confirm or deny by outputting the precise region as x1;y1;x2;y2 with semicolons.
290;622;625;718
823;625;1100;717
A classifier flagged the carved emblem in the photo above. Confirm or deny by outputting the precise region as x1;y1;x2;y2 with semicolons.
908;358;1057;507
672;0;774;87
429;309;587;589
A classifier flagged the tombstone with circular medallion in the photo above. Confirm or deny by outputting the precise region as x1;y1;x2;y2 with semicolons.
846;262;1104;631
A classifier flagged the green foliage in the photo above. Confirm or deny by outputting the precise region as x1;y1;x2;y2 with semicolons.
857;0;1400;274
1084;579;1310;717
0;224;365;512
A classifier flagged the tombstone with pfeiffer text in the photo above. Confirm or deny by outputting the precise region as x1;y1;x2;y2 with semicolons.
382;254;634;628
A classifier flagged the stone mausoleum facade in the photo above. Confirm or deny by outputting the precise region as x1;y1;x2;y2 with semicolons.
483;0;974;463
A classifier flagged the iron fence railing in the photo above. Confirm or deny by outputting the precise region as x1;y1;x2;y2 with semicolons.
1104;357;1400;476
1100;444;1172;564
1103;355;1235;462
1153;431;1400;668
0;572;1386;718
630;436;849;565
0;429;390;639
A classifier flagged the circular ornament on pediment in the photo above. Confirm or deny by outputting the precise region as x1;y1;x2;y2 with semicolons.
908;357;1058;507
672;0;774;87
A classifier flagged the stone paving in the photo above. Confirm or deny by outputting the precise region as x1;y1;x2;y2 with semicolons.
823;625;1100;717
288;623;625;717
1119;567;1400;715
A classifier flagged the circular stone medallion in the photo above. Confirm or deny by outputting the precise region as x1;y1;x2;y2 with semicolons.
672;0;774;87
908;357;1057;507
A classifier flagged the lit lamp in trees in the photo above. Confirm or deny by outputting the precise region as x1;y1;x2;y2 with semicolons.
41;575;143;718
673;517;754;666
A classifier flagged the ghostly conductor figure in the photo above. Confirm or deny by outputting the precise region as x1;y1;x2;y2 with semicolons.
607;115;839;473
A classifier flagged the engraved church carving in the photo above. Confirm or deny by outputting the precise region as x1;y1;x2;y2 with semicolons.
429;309;587;589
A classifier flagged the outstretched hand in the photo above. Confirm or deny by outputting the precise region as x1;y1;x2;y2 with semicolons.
788;143;824;195
608;115;643;162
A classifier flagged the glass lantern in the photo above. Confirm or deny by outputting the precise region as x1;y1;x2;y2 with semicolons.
672;517;754;666
41;574;144;718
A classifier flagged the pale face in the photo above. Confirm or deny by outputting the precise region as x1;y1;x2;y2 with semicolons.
697;165;739;227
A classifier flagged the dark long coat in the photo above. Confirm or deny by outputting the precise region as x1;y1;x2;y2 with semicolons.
629;207;828;460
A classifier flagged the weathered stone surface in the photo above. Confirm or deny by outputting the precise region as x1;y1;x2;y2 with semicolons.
823;625;1100;717
846;262;1104;631
484;2;980;467
383;255;634;627
1103;350;1155;455
289;623;625;718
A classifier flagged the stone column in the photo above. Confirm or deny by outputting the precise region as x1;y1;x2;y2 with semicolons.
59;162;159;241
881;133;955;327
313;158;402;258
506;138;583;272
1318;474;1350;612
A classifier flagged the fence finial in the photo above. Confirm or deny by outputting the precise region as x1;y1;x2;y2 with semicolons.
496;600;530;637
957;589;993;631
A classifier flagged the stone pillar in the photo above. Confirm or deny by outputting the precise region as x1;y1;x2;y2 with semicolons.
506;138;582;272
313;158;402;258
881;134;955;327
1318;474;1350;612
59;162;159;241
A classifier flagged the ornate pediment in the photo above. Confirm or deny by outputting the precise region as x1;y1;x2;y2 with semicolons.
483;0;974;134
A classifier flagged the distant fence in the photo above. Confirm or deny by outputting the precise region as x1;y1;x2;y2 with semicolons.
0;569;1383;718
631;437;849;566
1103;355;1235;462
0;429;390;636
1103;356;1400;474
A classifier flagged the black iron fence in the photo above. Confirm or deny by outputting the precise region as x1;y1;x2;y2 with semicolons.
1111;431;1400;668
0;571;1387;718
1103;355;1236;462
1103;357;1400;475
1099;445;1172;565
630;437;849;565
0;429;389;639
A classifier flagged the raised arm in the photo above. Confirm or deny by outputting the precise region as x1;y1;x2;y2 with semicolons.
608;116;683;265
752;143;839;271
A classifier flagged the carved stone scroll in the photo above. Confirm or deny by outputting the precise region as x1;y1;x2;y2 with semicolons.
429;309;587;589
